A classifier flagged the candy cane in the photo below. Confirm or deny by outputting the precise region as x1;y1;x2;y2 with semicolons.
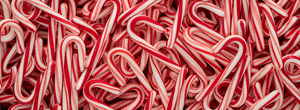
32;61;55;110
55;35;85;105
195;35;247;102
249;90;281;110
0;19;25;54
117;0;162;26
106;83;145;110
259;3;283;69
188;1;225;41
144;90;157;110
127;15;182;72
250;0;264;51
166;0;188;48
77;0;121;90
218;56;250;109
83;79;121;110
13;32;36;103
11;0;80;34
107;47;153;93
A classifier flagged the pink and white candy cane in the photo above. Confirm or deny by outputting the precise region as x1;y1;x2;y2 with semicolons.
11;0;80;34
106;83;144;110
188;1;225;41
107;47;153;93
32;61;56;110
127;15;182;72
0;19;25;54
166;0;188;48
14;32;36;103
83;79;121;110
117;0;162;26
195;35;247;102
55;35;86;107
259;3;283;69
77;0;121;90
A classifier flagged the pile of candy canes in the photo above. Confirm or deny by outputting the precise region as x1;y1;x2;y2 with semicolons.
1;0;300;109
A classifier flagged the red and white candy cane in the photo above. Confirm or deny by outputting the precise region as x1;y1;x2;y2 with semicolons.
0;19;25;54
11;0;80;34
249;0;264;51
183;27;215;60
218;56;250;109
107;47;153;93
117;0;162;26
176;75;198;110
32;61;55;110
77;0;121;90
166;0;188;48
83;79;121;110
106;83;145;110
13;32;36;103
144;90;157;110
167;67;188;110
127;15;182;72
55;35;86;105
280;55;300;104
195;35;247;102
188;1;225;41
259;3;283;69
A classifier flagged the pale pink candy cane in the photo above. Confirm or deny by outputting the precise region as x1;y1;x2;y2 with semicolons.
83;79;120;110
166;0;188;48
188;1;225;41
249;90;281;110
77;0;121;90
0;19;25;54
106;83;144;110
195;35;247;102
13;32;36;103
167;67;188;110
259;3;283;69
183;27;215;60
218;56;250;109
250;63;274;85
127;15;182;72
250;0;264;51
117;0;162;26
176;75;198;110
32;61;55;110
11;0;80;34
263;0;288;17
144;90;157;110
107;47;153;93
